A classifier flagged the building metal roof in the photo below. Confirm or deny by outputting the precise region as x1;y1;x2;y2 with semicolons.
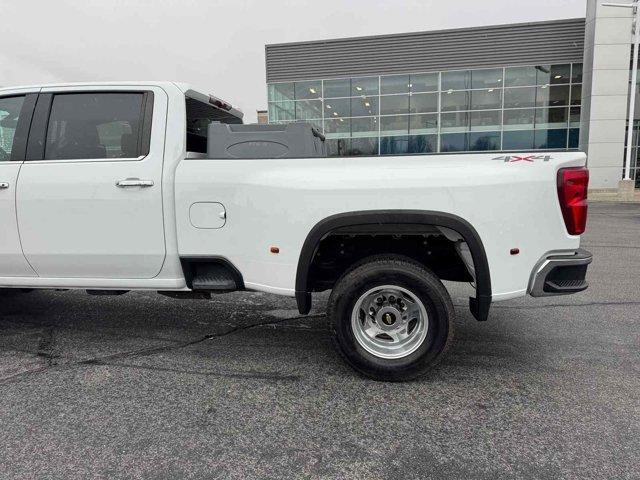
265;18;586;83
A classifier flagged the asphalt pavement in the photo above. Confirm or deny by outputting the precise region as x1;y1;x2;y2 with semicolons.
0;202;638;479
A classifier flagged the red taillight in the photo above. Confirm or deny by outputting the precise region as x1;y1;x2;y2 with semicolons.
557;167;589;235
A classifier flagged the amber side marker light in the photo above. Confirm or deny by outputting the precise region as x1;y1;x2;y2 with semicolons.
510;248;520;255
270;246;280;254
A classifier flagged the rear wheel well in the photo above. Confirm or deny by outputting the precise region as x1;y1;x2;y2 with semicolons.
308;232;472;293
295;211;492;321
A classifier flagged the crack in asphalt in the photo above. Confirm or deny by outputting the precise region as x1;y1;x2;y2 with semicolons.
0;314;326;386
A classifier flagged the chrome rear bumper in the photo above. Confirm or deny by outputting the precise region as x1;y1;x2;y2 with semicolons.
529;248;592;297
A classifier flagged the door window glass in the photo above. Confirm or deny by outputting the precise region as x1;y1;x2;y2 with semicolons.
0;96;25;161
45;93;145;160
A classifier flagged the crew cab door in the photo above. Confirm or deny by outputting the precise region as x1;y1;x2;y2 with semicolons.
16;86;167;279
0;91;37;277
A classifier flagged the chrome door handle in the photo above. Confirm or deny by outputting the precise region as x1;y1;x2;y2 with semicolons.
0;182;8;189
116;178;154;188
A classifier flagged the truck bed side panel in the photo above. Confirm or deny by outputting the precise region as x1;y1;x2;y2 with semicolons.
174;152;585;300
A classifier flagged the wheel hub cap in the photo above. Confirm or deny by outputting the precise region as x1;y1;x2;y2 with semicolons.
351;285;429;359
377;306;399;328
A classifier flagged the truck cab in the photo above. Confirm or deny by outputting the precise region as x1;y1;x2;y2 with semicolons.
0;82;240;290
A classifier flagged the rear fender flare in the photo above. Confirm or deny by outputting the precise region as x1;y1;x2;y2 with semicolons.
295;210;492;321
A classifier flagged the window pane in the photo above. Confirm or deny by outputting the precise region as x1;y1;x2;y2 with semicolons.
442;70;471;90
381;134;436;154
296;100;322;120
97;122;135;158
441;112;469;132
268;83;294;102
0;96;25;160
568;128;579;148
349;137;378;156
534;129;567;149
294;80;322;100
326;138;349;157
505;66;537;87
471;68;503;89
570;85;582;106
409;93;438;113
45;93;144;160
351;77;379;96
381;75;410;94
380;136;409;155
570;107;581;128
380;95;409;115
504;87;536;108
409;134;436;153
571;64;583;84
441;90;470;111
352;117;378;137
409;114;437;134
186;97;241;153
503;130;534;150
440;133;468;152
324;117;350;137
535;107;568;129
549;64;571;84
325;98;350;118
535;65;551;85
536;85;570;107
380;115;409;136
469;131;500;151
471;88;502;110
351;96;378;117
503;109;535;130
470;110;501;131
268;101;295;122
536;64;571;86
410;73;438;92
323;78;350;98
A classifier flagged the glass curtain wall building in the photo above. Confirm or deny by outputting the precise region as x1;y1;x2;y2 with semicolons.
266;14;640;191
267;63;582;156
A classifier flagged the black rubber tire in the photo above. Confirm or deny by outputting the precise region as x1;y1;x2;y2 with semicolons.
327;255;454;382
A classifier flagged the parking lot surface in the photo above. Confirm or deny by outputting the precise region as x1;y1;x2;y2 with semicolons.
0;202;638;479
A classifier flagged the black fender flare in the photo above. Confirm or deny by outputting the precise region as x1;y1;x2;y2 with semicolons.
295;210;492;321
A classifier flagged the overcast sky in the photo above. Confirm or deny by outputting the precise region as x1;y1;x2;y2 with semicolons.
3;0;586;122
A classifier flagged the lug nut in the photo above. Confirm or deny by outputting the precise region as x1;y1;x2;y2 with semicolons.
388;295;396;303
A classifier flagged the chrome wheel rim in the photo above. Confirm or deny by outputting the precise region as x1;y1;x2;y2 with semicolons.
351;285;429;359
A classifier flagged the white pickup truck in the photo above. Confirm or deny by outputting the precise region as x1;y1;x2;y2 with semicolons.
0;82;591;381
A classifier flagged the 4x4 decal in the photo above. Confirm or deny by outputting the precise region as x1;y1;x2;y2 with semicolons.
492;155;552;163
